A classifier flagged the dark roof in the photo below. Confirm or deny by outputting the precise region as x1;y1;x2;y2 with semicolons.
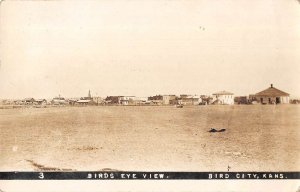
255;85;289;97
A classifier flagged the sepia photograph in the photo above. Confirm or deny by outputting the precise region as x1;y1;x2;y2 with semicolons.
0;0;299;191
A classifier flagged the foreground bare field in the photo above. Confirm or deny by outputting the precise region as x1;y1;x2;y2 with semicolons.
0;105;299;171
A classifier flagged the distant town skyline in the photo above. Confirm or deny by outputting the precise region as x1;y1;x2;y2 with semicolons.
0;0;300;99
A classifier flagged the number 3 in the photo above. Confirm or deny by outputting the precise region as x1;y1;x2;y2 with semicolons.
39;172;44;179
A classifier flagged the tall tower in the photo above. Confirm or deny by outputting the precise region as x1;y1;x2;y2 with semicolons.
88;90;91;98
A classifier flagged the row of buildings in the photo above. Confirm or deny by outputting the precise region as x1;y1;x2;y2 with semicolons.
0;84;296;106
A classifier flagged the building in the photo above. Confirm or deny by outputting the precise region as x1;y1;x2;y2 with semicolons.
133;97;148;105
290;99;300;104
68;98;79;106
177;95;200;105
148;95;163;105
23;98;35;105
0;99;14;105
105;96;120;105
13;100;23;105
234;96;248;104
76;90;97;106
162;95;176;105
212;91;234;105
118;96;135;105
104;96;136;105
200;95;213;105
76;99;95;105
169;96;179;105
52;96;66;105
92;97;103;105
35;99;47;105
251;84;289;104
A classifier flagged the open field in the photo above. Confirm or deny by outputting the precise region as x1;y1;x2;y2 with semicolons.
0;105;299;171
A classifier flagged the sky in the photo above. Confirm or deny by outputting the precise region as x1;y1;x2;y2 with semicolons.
0;0;300;99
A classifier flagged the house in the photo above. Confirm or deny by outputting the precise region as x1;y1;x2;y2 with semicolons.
133;97;148;105
118;96;135;105
68;98;79;105
148;95;163;105
75;90;97;105
1;99;13;105
52;96;66;105
199;95;213;105
76;99;95;105
23;98;35;105
212;91;234;105
35;99;47;105
169;96;179;105
105;96;121;105
177;95;200;105
104;96;136;105
76;96;96;106
290;99;300;104
251;84;289;104
162;95;176;105
92;97;103;105
193;95;201;105
13;100;23;105
234;96;248;104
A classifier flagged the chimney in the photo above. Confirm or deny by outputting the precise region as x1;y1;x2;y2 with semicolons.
271;84;273;88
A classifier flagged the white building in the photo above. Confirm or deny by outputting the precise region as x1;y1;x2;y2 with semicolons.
118;96;136;105
52;96;67;105
212;91;234;105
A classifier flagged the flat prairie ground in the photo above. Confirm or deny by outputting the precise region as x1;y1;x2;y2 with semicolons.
0;105;299;171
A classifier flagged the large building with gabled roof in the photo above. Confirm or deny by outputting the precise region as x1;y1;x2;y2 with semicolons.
212;90;234;105
251;84;290;104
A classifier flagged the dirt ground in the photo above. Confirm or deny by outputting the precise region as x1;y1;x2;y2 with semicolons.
0;105;299;171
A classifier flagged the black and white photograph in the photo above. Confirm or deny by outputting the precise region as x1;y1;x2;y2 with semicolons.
0;0;299;191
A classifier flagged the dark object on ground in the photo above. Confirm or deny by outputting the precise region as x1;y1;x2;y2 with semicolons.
209;128;218;133
209;128;226;133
